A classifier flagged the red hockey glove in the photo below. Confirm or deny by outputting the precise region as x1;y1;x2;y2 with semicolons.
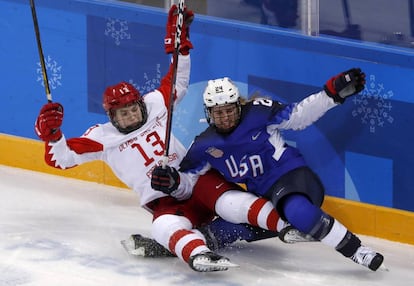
151;165;180;195
35;102;63;142
324;68;366;104
164;4;194;55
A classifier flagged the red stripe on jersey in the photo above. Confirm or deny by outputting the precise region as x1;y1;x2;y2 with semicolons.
247;198;267;226
44;143;58;168
66;137;104;154
44;137;103;169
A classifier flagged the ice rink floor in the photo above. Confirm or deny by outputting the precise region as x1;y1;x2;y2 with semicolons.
1;164;413;286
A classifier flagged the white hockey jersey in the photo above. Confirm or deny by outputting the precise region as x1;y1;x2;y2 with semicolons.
43;55;193;206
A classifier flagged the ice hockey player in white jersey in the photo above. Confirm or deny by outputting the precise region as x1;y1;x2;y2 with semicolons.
150;72;385;271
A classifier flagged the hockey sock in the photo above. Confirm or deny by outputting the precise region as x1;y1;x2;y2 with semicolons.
282;194;323;234
152;214;210;262
282;194;359;253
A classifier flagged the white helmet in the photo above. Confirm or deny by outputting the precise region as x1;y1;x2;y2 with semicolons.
203;77;241;132
203;77;240;107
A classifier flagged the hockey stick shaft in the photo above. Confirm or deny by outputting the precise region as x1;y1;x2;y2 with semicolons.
410;0;414;37
342;0;352;27
30;0;52;102
163;0;185;166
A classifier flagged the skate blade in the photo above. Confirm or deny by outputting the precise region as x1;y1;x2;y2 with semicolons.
280;229;316;244
378;263;390;272
194;260;240;269
120;239;145;256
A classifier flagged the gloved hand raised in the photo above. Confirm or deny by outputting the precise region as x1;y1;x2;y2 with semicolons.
164;4;194;55
35;102;63;142
151;165;180;195
324;68;366;104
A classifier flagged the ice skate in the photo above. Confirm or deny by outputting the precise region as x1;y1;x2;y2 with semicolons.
350;245;384;271
121;231;220;257
189;251;239;272
121;234;175;257
278;223;316;243
123;223;314;258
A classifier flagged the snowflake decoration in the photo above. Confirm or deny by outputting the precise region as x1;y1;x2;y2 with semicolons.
351;74;394;133
36;55;62;90
134;64;162;94
126;64;191;138
104;18;131;46
173;105;192;136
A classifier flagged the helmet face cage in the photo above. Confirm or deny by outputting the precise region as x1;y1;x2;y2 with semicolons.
203;77;241;132
205;102;241;133
107;101;148;134
103;82;148;134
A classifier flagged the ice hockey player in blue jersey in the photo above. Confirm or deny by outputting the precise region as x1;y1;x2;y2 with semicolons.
151;69;384;271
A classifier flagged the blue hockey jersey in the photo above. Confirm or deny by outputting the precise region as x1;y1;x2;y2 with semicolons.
180;90;337;196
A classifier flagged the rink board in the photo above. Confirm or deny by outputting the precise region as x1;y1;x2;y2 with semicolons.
1;133;413;245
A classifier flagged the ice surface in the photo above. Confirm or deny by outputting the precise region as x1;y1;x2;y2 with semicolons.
1;165;413;285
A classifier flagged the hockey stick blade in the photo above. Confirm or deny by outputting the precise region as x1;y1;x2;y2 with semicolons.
120;235;175;258
120;239;146;256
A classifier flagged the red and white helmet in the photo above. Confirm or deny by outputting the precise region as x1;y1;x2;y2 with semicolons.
102;81;148;134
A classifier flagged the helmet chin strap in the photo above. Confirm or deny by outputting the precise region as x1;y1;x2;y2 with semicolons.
116;121;143;134
120;125;139;134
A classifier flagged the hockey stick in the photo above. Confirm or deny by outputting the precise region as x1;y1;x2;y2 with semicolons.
162;0;185;166
341;0;351;27
410;0;414;37
30;0;52;102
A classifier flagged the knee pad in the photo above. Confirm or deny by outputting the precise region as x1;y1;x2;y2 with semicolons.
215;191;258;223
215;191;276;230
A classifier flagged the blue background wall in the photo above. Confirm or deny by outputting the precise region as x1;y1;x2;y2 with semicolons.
1;0;414;212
